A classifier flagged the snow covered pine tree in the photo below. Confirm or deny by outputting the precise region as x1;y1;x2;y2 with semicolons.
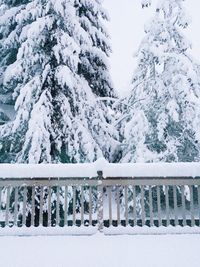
117;0;200;221
0;0;118;164
120;0;200;163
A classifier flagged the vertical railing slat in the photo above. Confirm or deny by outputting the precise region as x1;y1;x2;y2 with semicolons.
141;185;145;226
124;186;128;226
14;187;18;226
108;186;112;227
5;186;10;227
133;186;137;226
198;185;200;226
56;186;60;226
97;171;104;232
64;186;68;226
31;186;35;227
117;186;120;226
181;185;186;226
39;186;43;226
149;186;153;227
89;186;92;226
165;185;170;227
22;186;27;226
81;186;84;225
157;186;161;227
48;186;52;227
173;185;178;226
0;187;2;216
190;185;195;227
73;186;76;226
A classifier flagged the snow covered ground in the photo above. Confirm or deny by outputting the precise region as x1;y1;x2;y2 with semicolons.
1;233;200;267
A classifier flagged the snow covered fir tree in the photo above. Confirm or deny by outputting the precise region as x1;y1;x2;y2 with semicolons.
0;0;119;164
119;0;200;163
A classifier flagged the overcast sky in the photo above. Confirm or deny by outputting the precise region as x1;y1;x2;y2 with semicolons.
103;0;200;96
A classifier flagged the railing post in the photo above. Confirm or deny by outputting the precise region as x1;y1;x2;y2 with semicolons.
97;170;104;232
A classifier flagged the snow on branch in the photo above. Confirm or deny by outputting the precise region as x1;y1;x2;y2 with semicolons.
96;97;118;102
141;0;152;8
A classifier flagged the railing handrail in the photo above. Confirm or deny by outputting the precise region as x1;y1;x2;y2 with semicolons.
0;175;200;180
0;177;200;187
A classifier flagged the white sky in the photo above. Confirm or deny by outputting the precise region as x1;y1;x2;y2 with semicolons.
103;0;200;96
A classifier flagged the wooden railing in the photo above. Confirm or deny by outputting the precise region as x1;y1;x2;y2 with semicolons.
0;170;200;231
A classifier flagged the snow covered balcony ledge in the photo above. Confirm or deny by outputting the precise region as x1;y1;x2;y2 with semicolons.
0;159;200;235
0;158;200;178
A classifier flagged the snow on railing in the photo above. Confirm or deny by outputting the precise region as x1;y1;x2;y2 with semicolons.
0;159;200;235
1;158;200;178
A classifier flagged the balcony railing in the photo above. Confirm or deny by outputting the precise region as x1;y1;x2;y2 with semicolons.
0;161;200;234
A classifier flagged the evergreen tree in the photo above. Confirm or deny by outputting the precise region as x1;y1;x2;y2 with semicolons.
76;0;115;98
0;0;118;163
120;0;200;163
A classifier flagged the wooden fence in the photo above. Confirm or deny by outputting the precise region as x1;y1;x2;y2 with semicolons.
0;170;200;231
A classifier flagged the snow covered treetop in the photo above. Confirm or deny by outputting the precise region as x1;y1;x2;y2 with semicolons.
141;0;190;30
156;0;191;29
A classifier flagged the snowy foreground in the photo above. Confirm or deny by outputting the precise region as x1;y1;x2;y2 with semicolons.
1;233;200;267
